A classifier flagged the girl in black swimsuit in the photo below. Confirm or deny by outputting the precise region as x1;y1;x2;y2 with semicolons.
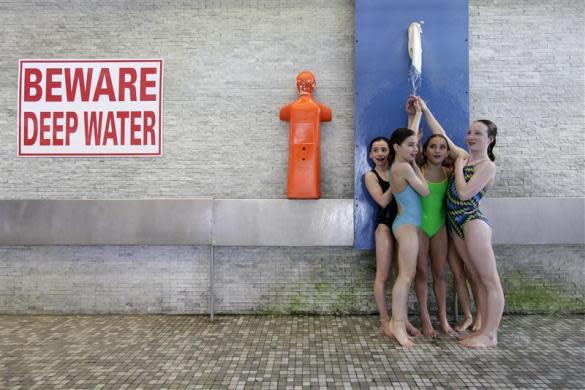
364;136;421;340
364;137;397;337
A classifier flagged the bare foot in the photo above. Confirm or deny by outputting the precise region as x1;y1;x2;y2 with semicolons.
472;317;481;333
460;333;497;348
421;319;437;337
440;321;455;336
406;320;421;337
457;331;477;341
379;320;394;338
454;316;473;332
389;319;415;347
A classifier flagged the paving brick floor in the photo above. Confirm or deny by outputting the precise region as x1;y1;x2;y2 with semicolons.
1;315;583;389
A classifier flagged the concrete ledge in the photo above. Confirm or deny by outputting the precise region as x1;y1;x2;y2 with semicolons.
0;199;213;245
0;198;582;246
482;197;584;244
213;199;354;246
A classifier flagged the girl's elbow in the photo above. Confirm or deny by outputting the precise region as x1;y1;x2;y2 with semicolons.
458;192;473;201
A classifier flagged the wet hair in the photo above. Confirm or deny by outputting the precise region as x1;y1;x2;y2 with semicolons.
388;127;415;165
368;136;390;153
420;134;450;166
475;119;498;161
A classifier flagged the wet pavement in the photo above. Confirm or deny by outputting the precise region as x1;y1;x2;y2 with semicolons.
1;314;583;389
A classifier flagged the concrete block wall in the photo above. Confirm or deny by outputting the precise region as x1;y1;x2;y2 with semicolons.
2;245;583;315
0;0;583;315
0;246;209;314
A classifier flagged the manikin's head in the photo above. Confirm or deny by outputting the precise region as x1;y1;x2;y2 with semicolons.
296;71;316;95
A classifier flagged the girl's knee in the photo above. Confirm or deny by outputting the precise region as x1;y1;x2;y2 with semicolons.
416;261;429;276
400;268;417;281
375;272;390;284
480;274;502;291
431;266;445;281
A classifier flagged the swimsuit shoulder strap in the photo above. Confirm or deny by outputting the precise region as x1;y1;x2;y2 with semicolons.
371;169;387;183
441;166;449;181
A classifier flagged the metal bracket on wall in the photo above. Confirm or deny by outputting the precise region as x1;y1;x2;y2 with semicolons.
210;244;214;321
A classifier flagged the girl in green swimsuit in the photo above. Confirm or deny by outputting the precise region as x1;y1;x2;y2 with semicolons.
413;134;456;337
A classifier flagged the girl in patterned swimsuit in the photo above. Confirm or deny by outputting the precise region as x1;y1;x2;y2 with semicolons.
417;96;504;348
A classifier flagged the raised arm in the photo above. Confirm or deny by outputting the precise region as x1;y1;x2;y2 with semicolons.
406;96;423;138
417;97;468;159
453;157;496;200
364;172;394;208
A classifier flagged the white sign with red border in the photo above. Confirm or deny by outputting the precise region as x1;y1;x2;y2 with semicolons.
18;59;163;156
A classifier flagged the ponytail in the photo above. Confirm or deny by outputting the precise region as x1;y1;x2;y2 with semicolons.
487;137;496;161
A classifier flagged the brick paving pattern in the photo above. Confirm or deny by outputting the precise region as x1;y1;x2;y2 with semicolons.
1;315;583;389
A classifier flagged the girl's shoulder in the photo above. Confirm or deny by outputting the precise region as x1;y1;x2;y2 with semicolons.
391;162;413;179
471;159;496;171
364;170;376;178
391;161;410;171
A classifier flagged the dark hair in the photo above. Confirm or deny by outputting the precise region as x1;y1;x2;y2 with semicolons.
368;136;390;153
388;127;415;165
475;119;498;161
420;134;450;166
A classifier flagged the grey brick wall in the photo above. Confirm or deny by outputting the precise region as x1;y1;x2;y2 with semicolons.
0;1;583;315
0;0;354;199
1;0;583;198
469;0;585;197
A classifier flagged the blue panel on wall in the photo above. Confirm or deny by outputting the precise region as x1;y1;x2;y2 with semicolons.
354;0;469;250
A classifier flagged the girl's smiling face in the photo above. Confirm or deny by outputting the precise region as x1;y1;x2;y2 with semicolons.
425;136;449;165
466;121;491;152
369;140;390;166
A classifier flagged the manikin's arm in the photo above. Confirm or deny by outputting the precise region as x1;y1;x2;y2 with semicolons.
279;104;292;121
319;103;332;122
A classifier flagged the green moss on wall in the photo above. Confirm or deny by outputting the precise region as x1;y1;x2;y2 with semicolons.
503;271;584;314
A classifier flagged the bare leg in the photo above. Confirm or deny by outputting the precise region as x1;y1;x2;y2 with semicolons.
388;225;419;347
467;267;482;332
451;234;487;342
415;232;435;337
460;221;504;348
373;225;394;337
457;266;482;340
394;245;420;338
430;226;454;335
447;239;473;332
